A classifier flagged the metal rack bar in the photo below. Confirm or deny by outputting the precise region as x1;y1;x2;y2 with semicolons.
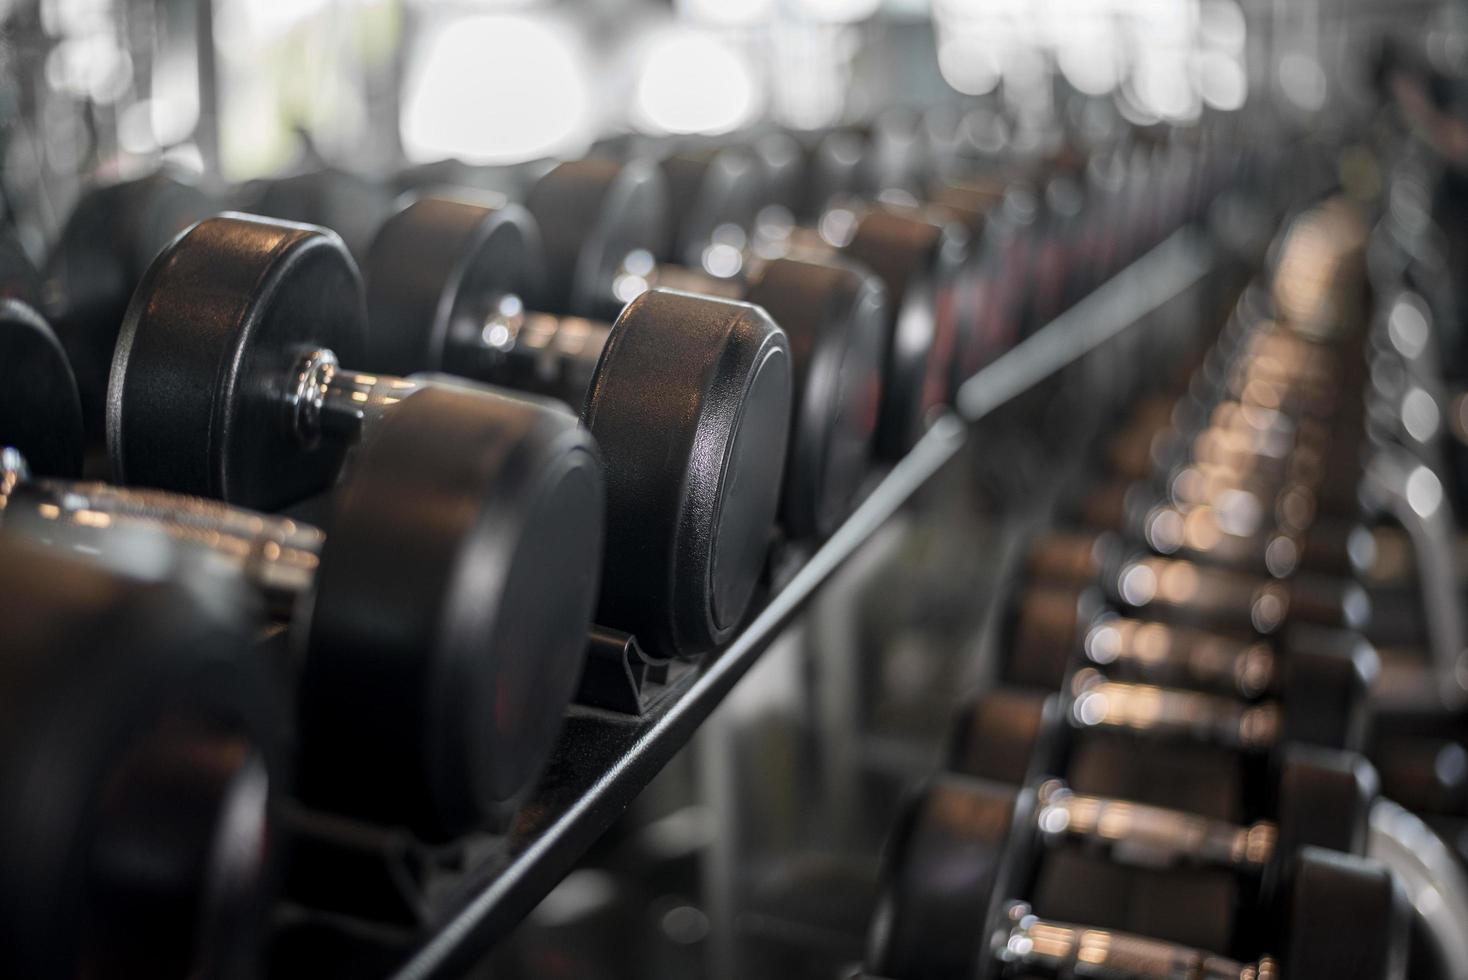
387;224;1219;980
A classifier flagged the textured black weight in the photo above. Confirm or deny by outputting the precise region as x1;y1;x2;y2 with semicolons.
743;255;886;539
948;688;1061;787
750;132;806;218
658;147;765;268
47;171;213;433
299;384;603;839
805;130;867;218
0;227;42;306
0;537;276;980
1282;847;1409;980
241;167;399;263
1273;746;1378;869
0;299;84;476
1277;625;1378;751
867;776;1035;980
364;195;546;376
844;210;967;459
523;158;669;320
586;288;791;656
108;214;368;509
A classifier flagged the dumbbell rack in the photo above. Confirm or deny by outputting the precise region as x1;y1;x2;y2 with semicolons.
374;227;1217;980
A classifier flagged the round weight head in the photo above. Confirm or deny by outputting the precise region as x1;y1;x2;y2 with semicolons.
0;227;42;307
523;158;670;320
752;132;806;217
1281;848;1409;980
658;147;765;268
244;167;400;263
743;256;886;539
108;213;368;509
0;299;84;476
805;130;867;217
867;775;1034;980
299;384;603;839
363;195;546;377
1006;585;1106;690
585;288;792;657
948;688;1062;786
1278;625;1378;751
866;108;930;194
0;537;276;980
47;171;213;433
1273;746;1377;872
844;209;968;459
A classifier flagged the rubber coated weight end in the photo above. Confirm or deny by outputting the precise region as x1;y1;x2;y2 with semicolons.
844;209;968;459
658;148;765;268
585;288;792;658
0;299;84;476
1282;848;1409;980
46;171;213;433
363;195;546;377
1274;745;1378;864
1278;625;1379;751
524;158;670;320
0;537;276;980
805;131;867;219
743;256;886;539
108;213;368;509
299;384;604;840
241;167;400;263
1005;586;1106;690
867;775;1032;980
947;688;1060;786
0;227;42;307
750;132;806;218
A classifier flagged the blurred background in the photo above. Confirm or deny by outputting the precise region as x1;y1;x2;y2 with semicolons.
1;4;1464;980
0;0;1458;259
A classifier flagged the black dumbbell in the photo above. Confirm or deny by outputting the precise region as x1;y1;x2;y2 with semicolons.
1022;528;1371;636
364;188;880;541
867;773;1408;980
45;170;214;436
0;298;84;476
524;154;964;459
236;166;400;263
936;734;1373;962
1000;583;1376;753
0;534;278;980
107;212;785;659
951;663;1375;857
7;295;605;839
947;682;1380;907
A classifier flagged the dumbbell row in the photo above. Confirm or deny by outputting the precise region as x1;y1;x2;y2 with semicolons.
860;203;1417;979
0;119;1251;979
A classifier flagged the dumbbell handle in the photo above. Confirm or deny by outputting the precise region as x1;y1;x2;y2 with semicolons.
995;902;1277;979
1070;673;1281;751
1035;780;1275;873
1083;619;1276;699
289;348;422;449
0;449;321;617
438;295;611;410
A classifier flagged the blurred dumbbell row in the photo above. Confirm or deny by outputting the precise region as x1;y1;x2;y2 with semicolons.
860;198;1468;980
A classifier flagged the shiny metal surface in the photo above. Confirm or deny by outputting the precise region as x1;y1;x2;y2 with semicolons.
1068;670;1281;750
994;902;1275;979
1034;781;1275;872
1368;799;1468;980
1;448;323;618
